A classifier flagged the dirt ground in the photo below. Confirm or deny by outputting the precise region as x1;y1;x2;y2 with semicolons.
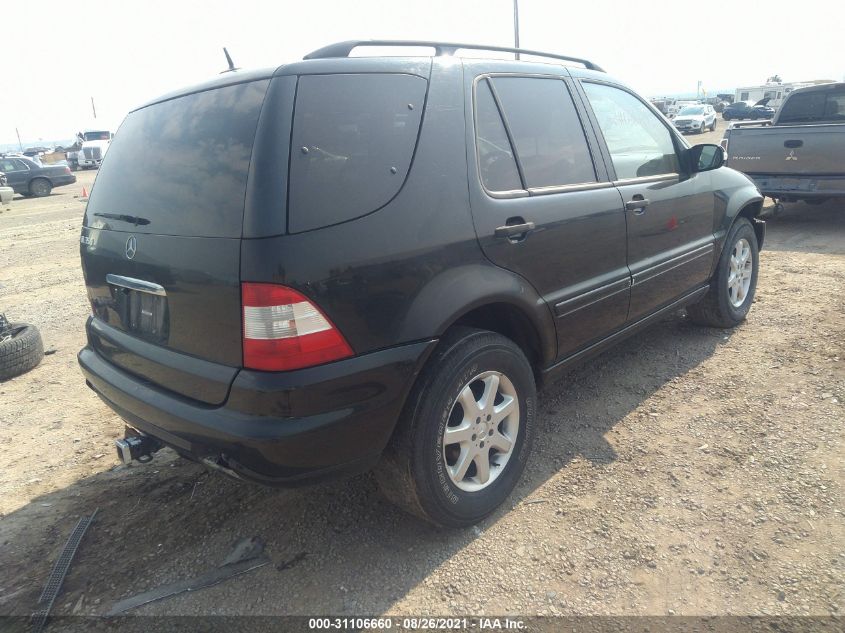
1;130;843;619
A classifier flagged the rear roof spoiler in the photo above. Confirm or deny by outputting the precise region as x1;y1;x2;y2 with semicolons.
304;40;605;72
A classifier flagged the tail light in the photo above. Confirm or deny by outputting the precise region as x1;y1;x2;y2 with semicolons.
64;166;72;174
241;283;353;372
720;138;728;153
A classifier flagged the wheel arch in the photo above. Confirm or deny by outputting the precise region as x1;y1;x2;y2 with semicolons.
398;263;557;373
29;176;53;190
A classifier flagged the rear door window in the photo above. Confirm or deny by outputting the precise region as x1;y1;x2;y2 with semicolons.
490;77;596;189
84;80;270;238
288;73;427;233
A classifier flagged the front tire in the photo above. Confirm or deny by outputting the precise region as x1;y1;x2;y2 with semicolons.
688;217;759;328
376;327;536;527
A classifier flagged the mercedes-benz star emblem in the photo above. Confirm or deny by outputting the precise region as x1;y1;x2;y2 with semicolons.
125;235;137;260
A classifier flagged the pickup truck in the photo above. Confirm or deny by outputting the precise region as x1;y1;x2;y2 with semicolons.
722;82;845;211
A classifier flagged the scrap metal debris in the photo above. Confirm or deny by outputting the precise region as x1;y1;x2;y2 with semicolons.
31;508;98;633
107;536;269;615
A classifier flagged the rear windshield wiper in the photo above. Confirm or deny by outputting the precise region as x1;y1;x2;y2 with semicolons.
93;212;151;226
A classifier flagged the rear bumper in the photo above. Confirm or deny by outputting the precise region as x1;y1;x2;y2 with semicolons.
747;174;845;200
52;175;77;187
79;337;437;485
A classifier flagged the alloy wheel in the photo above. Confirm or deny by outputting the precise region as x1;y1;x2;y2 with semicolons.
442;371;519;492
728;237;753;308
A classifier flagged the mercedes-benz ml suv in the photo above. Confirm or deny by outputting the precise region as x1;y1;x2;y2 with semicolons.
78;40;765;526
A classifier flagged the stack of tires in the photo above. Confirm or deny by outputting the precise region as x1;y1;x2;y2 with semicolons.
0;315;44;380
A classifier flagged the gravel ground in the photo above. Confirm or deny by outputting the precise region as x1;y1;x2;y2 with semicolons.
0;153;842;619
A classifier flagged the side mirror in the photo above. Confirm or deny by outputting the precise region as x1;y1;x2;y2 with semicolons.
688;144;724;173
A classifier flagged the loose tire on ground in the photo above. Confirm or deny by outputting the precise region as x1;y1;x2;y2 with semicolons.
687;217;759;328
375;327;536;527
0;323;45;381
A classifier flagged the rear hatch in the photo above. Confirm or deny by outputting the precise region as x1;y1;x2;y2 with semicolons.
726;124;845;177
80;78;271;405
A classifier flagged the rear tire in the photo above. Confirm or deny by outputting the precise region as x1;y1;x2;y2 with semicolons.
0;323;44;381
29;178;52;198
710;119;717;131
687;218;759;329
375;327;536;527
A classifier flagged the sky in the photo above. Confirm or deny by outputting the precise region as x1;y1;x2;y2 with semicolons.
2;0;842;146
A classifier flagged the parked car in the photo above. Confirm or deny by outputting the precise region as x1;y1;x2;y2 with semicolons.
0;171;13;205
722;82;845;208
78;40;765;527
672;104;717;133
722;99;775;121
0;156;76;197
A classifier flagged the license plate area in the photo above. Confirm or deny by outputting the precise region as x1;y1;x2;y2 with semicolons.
107;276;169;342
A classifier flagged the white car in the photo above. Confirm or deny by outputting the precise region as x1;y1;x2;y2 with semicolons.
672;104;717;134
0;172;13;205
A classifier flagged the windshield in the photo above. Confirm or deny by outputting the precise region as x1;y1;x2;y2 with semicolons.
83;131;111;141
679;106;704;115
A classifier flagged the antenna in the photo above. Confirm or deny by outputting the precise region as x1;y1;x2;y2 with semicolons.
221;47;239;74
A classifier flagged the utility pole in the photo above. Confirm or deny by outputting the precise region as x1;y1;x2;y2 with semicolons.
91;97;97;120
15;128;23;152
513;0;520;59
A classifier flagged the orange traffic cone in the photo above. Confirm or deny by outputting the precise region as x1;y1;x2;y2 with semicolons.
81;186;88;199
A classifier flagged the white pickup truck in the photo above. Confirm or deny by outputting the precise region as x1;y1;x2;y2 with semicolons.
77;129;114;169
722;83;845;211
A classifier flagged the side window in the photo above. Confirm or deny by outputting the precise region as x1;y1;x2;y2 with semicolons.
474;79;521;192
288;73;427;233
13;159;30;171
583;82;680;180
490;77;596;188
0;159;15;172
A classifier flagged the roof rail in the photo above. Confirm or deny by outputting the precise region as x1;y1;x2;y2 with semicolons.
303;40;605;72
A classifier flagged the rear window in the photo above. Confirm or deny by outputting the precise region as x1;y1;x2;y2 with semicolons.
84;80;269;238
778;88;845;124
288;73;427;233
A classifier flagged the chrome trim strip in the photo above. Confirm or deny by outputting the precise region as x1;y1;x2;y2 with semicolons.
106;274;166;296
612;173;679;186
486;189;531;199
529;181;613;196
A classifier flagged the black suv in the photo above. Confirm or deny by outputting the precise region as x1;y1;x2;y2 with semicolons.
79;41;764;526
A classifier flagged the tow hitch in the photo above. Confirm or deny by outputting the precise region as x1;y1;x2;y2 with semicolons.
115;431;161;465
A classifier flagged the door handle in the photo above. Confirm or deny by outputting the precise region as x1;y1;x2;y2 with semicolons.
625;197;650;214
494;221;536;239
